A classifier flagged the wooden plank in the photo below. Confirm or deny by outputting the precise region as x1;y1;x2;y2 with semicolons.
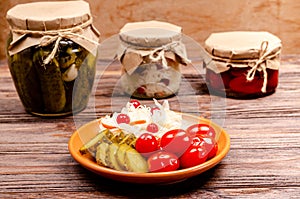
0;56;300;198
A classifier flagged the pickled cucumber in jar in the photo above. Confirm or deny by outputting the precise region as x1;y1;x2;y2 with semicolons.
7;38;97;116
6;1;100;117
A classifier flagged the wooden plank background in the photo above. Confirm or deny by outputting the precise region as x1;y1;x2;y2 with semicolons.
0;54;300;198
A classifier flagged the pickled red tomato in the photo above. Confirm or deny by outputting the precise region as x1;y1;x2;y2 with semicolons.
116;113;130;124
229;75;263;94
207;142;218;159
135;133;159;156
190;136;204;147
147;151;179;172
220;71;232;88
230;68;278;95
186;123;216;139
179;135;217;169
197;135;218;159
266;69;279;89
207;67;279;95
146;123;159;133
129;99;141;108
160;129;191;156
179;143;208;169
136;86;146;95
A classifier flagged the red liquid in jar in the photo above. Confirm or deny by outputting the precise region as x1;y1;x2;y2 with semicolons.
206;67;278;98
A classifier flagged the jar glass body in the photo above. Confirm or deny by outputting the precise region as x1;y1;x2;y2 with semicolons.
120;58;181;99
7;34;96;116
206;65;278;98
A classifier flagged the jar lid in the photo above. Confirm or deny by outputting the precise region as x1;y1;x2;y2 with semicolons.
7;1;91;31
119;20;182;48
6;1;100;57
205;31;282;60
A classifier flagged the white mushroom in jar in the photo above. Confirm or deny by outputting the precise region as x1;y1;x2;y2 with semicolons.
62;63;78;82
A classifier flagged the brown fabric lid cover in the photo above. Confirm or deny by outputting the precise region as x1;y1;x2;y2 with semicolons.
205;31;282;60
119;20;182;47
6;0;100;56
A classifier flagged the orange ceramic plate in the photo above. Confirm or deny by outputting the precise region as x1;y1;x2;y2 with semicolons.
68;113;230;184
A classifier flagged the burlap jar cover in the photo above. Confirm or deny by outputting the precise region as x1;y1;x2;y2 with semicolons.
6;1;100;116
117;20;190;98
205;31;282;95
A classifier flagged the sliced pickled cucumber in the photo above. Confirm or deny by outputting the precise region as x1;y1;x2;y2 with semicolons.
80;128;148;173
125;148;148;173
116;144;131;171
120;133;136;147
110;130;126;143
107;143;124;171
96;142;110;167
79;129;109;155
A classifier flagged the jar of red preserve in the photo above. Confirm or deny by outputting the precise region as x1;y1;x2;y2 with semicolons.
204;31;282;98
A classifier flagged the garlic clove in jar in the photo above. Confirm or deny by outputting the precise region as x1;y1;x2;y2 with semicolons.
62;63;78;82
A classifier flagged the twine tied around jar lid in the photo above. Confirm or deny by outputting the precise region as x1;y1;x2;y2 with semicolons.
117;21;191;74
6;1;100;65
246;41;270;93
148;41;184;69
10;18;99;65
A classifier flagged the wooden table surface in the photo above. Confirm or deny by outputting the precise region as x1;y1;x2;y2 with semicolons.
1;51;300;198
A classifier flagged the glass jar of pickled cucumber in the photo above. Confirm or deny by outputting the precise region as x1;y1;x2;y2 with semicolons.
6;1;100;116
204;31;282;98
117;21;190;99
